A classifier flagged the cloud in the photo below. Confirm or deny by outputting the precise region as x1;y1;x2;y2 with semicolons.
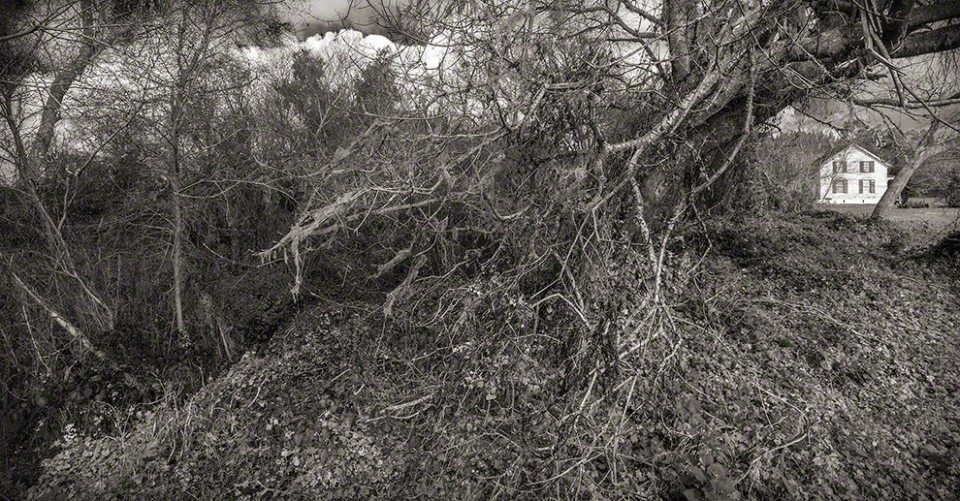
238;28;408;101
281;0;414;38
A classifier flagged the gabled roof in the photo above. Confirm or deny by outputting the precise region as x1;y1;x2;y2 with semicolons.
816;142;888;167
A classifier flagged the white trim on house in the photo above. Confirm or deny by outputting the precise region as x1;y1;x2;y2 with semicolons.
841;146;886;166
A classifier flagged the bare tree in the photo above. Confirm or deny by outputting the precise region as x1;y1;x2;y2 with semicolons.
0;1;147;356
255;11;960;472
115;0;284;336
270;0;960;277
0;0;282;355
321;0;960;227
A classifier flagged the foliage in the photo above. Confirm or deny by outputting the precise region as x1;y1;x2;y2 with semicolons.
26;211;960;499
719;132;841;214
910;151;960;204
6;0;960;497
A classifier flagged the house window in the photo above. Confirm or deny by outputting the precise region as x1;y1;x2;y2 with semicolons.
860;161;875;173
859;179;876;194
833;161;847;173
833;179;847;194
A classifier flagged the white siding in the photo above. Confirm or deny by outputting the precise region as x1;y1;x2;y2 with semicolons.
818;146;891;204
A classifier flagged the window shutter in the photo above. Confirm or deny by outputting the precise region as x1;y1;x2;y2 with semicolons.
859;179;864;193
870;180;875;194
860;161;866;173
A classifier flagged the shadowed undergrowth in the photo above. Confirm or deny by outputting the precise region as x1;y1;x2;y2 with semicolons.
27;211;960;500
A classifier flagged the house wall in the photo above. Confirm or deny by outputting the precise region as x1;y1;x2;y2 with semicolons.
818;147;890;204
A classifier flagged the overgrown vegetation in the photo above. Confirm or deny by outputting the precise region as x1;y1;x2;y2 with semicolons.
25;211;960;499
3;0;960;498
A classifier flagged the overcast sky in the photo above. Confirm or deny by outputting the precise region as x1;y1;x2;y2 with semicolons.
284;0;410;38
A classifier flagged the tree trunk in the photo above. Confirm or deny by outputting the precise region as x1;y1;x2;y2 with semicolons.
665;0;695;83
169;89;187;337
172;175;187;335
871;144;953;219
872;153;921;219
28;0;99;163
872;125;958;220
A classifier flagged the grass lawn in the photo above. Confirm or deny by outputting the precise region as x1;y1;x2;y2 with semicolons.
814;204;959;246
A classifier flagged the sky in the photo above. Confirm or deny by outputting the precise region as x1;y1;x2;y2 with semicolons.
283;0;410;38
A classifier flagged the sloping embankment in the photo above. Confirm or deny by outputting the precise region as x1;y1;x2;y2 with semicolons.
27;211;960;499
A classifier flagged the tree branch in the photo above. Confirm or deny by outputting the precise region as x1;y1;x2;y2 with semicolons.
896;22;960;58
908;0;960;27
8;268;108;362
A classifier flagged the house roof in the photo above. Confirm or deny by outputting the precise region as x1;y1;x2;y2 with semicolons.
816;142;888;167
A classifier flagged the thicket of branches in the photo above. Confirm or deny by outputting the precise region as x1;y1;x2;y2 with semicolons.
2;0;960;497
259;0;960;381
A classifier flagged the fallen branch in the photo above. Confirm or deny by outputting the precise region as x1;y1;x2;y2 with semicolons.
382;393;434;414
8;270;108;362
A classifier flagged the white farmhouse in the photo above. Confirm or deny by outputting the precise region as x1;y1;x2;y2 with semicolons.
818;143;895;204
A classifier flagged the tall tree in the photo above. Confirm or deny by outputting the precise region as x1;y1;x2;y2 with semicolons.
128;0;282;336
0;1;147;354
0;0;283;354
265;0;960;356
362;0;960;222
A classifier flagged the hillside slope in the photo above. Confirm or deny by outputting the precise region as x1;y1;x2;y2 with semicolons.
27;212;960;500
